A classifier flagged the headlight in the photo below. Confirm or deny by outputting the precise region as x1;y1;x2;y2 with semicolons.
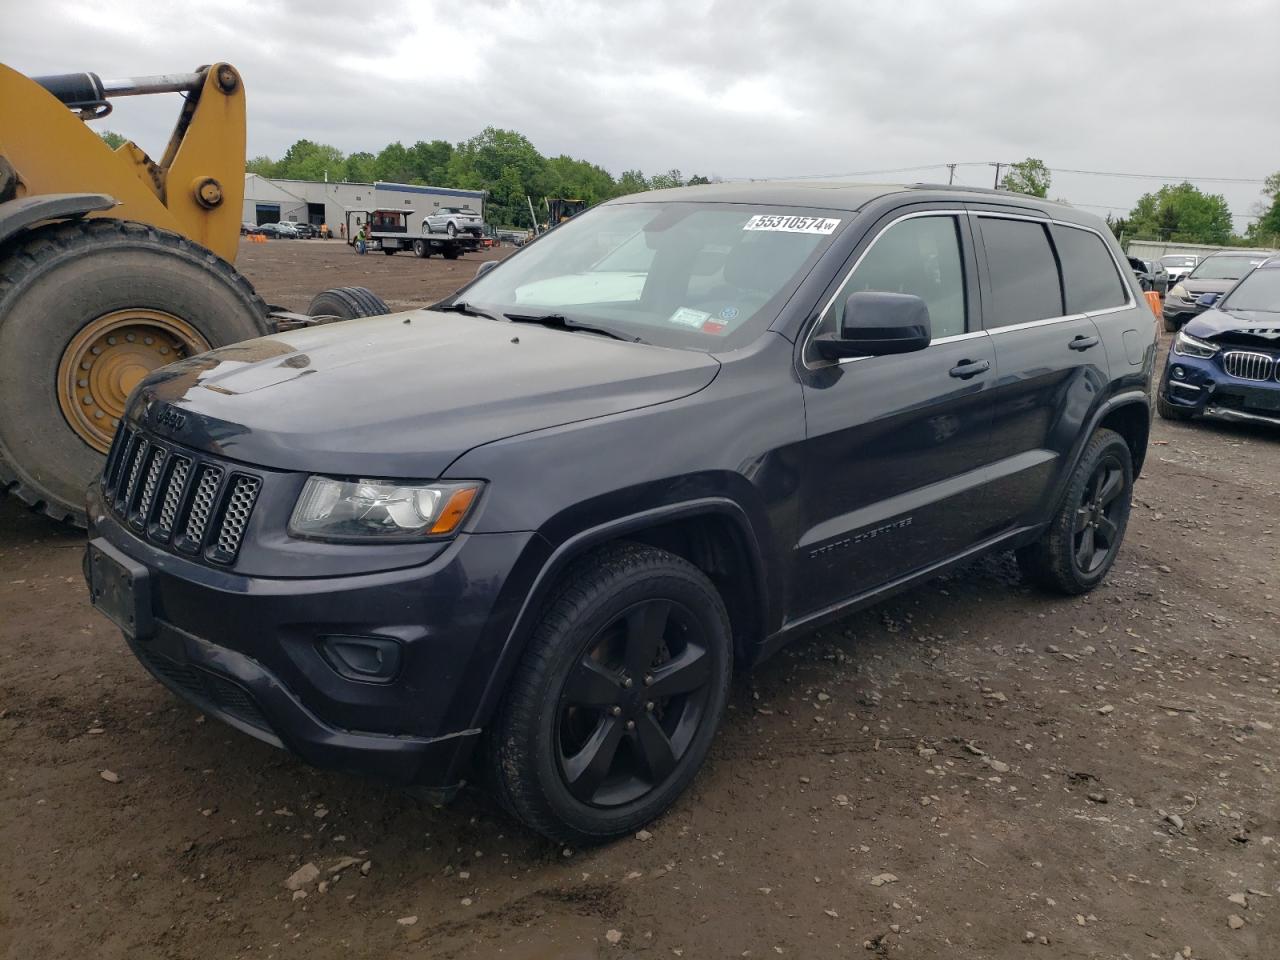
1173;330;1218;359
1170;283;1188;301
289;477;482;541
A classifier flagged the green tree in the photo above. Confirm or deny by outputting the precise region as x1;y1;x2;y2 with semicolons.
615;169;649;196
373;141;415;183
273;140;345;181
687;174;711;186
409;139;454;185
1126;182;1233;244
649;169;684;190
245;155;276;176
1000;157;1051;197
99;130;126;149
343;151;377;183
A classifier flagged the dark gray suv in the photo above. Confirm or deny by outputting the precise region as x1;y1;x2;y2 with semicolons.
85;183;1157;844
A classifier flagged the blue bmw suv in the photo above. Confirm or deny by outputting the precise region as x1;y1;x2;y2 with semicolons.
1158;257;1280;426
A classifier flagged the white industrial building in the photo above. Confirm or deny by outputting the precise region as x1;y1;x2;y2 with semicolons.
242;175;486;237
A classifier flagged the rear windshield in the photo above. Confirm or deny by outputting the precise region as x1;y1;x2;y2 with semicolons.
1161;255;1197;267
456;201;845;351
1190;255;1268;281
1220;267;1280;313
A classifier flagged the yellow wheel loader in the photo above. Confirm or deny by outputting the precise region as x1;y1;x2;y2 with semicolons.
0;62;385;526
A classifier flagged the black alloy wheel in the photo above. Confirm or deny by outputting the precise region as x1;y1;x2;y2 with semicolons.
1072;454;1125;575
555;598;713;807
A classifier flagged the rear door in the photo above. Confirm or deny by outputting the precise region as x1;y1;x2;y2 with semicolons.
973;212;1113;529
791;208;998;619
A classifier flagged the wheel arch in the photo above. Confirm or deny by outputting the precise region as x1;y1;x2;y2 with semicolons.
0;192;115;249
468;498;770;732
1094;393;1151;477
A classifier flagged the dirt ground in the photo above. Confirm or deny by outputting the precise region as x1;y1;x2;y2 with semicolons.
2;239;1278;959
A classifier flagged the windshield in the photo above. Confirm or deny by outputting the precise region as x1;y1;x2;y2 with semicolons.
1161;255;1197;268
456;201;844;350
1220;267;1280;313
1190;255;1267;281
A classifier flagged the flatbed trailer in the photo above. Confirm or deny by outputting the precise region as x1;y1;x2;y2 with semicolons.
346;208;478;259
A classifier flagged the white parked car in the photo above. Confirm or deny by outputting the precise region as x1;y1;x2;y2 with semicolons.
422;206;485;238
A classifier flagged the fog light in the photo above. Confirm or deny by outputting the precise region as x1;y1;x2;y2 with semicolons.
1172;366;1185;379
319;635;402;683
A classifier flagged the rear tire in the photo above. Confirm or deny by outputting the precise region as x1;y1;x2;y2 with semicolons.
382;247;396;256
0;219;269;526
1016;428;1133;595
487;543;732;845
413;239;430;259
306;286;390;320
446;223;457;238
443;248;461;260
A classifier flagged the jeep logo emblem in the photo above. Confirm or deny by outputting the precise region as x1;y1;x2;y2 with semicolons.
155;406;187;432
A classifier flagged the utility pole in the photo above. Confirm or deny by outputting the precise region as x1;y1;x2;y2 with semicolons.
946;163;957;185
990;162;1004;189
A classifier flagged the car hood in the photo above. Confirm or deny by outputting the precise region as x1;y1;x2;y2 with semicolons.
130;309;720;477
1180;278;1240;296
1184;307;1280;344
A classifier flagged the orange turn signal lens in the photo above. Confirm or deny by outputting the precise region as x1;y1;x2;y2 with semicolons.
429;485;480;535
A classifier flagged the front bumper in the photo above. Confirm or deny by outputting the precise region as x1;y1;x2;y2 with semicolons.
1162;298;1202;327
1160;352;1280;425
84;483;539;789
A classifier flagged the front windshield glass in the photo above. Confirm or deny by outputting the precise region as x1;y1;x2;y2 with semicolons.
1221;267;1280;312
1190;255;1267;281
1161;255;1197;268
457;202;844;350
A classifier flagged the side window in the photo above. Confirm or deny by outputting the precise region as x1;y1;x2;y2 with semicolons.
1052;225;1128;313
978;218;1064;328
821;215;967;341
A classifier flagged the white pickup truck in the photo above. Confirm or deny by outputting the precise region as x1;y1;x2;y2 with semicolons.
422;206;485;238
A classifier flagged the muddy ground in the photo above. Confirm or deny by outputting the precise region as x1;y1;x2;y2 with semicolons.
2;238;1278;959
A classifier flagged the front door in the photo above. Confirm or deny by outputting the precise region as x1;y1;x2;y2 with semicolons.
792;210;998;620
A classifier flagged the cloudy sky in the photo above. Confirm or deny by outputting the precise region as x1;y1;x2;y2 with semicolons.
8;0;1279;227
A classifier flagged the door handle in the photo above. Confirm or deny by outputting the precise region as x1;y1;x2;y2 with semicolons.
1069;335;1099;351
948;358;990;379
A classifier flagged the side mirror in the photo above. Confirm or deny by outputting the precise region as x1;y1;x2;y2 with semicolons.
475;260;498;278
814;291;932;361
1196;292;1220;307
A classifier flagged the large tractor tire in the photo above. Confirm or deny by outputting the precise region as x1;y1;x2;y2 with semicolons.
0;219;270;526
306;286;390;320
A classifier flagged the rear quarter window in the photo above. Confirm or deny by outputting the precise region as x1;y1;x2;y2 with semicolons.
978;217;1064;328
1054;225;1128;313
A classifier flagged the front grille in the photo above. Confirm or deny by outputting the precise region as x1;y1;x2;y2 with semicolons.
100;423;261;565
137;646;270;731
1222;350;1276;382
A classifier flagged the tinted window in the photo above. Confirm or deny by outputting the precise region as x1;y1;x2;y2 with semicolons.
979;218;1063;328
1220;266;1280;312
821;215;967;341
1055;225;1127;313
1190;255;1268;281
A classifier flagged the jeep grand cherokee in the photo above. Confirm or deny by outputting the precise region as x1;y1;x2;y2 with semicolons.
84;182;1156;844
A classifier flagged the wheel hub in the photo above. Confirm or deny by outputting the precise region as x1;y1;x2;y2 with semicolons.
57;309;210;453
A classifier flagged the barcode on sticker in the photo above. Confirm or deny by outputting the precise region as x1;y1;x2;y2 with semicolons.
743;215;841;234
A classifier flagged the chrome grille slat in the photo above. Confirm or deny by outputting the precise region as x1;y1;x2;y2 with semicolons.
156;456;190;537
1222;350;1275;382
122;440;150;511
183;465;224;547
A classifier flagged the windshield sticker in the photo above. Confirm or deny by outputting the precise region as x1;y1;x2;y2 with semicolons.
743;214;841;235
719;306;740;321
668;307;712;328
702;318;729;335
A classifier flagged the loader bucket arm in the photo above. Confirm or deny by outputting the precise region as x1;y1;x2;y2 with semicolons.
0;62;246;262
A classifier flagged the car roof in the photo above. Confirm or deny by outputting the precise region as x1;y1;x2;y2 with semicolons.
1203;250;1274;258
608;179;1099;223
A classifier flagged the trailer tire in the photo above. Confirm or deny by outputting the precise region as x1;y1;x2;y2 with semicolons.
306;286;391;321
383;247;397;256
443;248;461;260
413;239;431;259
0;218;269;526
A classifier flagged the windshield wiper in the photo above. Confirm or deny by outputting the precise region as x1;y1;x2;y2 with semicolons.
503;312;646;343
436;301;499;321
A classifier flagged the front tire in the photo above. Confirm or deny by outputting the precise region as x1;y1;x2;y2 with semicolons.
0;219;269;525
487;543;732;845
1156;388;1192;421
1017;428;1133;595
446;222;458;238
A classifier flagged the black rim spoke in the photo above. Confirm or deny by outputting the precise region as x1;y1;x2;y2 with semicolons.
632;713;677;783
1075;526;1097;570
1073;506;1092;533
623;600;671;677
647;644;710;699
563;657;622;708
1096;466;1123;507
562;716;624;802
1096;514;1118;547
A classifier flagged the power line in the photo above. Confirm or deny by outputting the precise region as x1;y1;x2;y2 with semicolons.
1045;166;1269;185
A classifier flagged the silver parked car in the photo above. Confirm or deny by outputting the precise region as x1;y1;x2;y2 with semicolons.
422;206;485;238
